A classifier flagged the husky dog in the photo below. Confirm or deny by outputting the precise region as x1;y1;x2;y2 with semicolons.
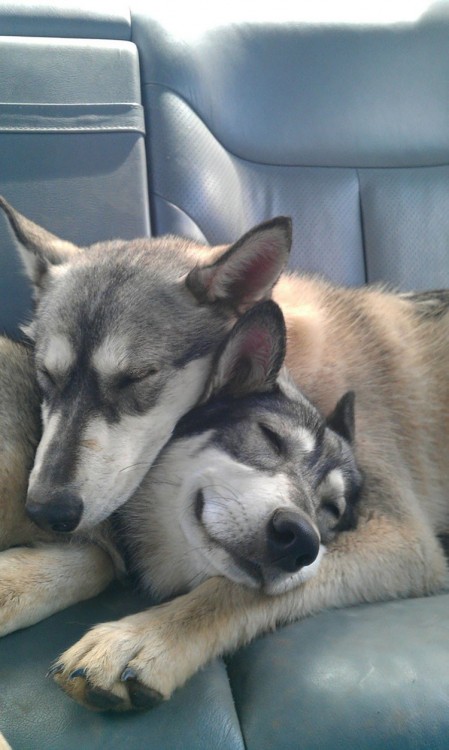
0;197;448;712
0;195;291;635
48;300;363;711
0;196;291;534
123;302;362;600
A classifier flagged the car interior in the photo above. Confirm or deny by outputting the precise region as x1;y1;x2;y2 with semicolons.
1;2;448;748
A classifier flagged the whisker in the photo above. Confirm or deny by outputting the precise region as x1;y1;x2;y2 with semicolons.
117;464;182;489
200;483;240;502
117;462;152;475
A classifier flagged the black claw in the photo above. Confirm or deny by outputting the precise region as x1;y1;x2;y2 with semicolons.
69;667;87;680
120;667;138;682
127;680;164;711
85;685;126;711
46;663;63;678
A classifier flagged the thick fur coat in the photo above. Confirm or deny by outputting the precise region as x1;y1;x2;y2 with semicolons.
0;197;447;711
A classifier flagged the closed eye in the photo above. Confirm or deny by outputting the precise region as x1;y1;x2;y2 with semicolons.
117;367;159;390
259;423;284;455
37;366;57;388
321;501;341;521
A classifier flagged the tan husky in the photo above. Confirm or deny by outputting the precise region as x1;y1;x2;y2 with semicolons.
0;197;447;712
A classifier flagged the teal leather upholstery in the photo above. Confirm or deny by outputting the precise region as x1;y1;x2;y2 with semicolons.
1;585;244;750
0;1;130;39
0;33;148;339
228;594;449;750
1;3;449;749
133;5;449;289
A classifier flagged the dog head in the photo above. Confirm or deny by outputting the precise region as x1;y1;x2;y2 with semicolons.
132;301;363;598
0;196;291;531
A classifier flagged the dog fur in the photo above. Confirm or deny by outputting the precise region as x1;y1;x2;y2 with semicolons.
0;197;448;711
0;731;12;750
0;337;115;635
119;302;362;602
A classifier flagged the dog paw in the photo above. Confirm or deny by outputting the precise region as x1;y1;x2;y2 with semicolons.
51;608;195;711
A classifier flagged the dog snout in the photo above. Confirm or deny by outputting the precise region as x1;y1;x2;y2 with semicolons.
26;488;83;533
266;508;320;572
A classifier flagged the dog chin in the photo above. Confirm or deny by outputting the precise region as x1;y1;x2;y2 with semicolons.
217;559;262;589
212;544;327;595
262;545;327;595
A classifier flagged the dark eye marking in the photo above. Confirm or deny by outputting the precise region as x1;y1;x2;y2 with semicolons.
38;366;55;383
116;367;159;390
37;366;58;392
259;423;284;455
321;501;341;521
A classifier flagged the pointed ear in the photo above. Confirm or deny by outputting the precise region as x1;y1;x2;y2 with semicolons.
0;196;82;294
186;217;292;312
326;391;356;444
204;300;286;399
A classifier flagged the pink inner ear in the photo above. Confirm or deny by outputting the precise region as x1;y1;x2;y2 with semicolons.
241;325;273;370
232;244;283;302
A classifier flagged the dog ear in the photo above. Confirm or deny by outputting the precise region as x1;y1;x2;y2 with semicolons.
326;391;356;444
0;196;81;295
186;217;292;312
204;300;287;398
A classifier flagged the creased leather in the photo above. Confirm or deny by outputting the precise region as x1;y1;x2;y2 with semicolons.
0;103;145;135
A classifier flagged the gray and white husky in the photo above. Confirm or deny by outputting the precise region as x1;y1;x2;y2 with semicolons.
1;196;448;712
121;301;361;603
0;196;291;533
49;300;362;711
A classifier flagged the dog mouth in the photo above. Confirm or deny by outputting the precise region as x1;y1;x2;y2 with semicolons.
223;548;319;594
228;552;264;586
193;490;317;592
193;490;263;586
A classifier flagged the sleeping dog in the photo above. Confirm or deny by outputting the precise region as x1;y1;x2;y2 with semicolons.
0;197;447;711
52;300;362;711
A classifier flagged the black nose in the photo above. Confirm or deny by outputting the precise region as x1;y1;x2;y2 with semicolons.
266;509;320;572
26;489;83;533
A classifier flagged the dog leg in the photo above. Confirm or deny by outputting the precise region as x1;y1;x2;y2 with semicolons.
0;337;41;551
0;543;115;637
0;443;47;551
53;512;447;711
0;732;12;750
